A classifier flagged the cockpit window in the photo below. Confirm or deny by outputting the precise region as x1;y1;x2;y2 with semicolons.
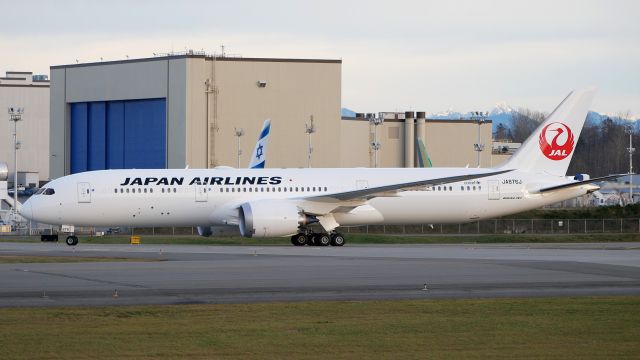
35;188;46;195
43;188;55;195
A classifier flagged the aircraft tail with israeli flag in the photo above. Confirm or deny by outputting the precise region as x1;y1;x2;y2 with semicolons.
249;119;271;169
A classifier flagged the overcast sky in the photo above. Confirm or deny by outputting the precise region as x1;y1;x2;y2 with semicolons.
2;0;638;116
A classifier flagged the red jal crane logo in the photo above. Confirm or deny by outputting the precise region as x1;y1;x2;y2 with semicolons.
539;122;575;160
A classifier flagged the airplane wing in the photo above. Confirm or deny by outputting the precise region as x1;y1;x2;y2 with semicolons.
537;174;628;193
305;169;513;202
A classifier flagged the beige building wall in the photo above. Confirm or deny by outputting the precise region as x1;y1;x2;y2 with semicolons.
339;117;494;168
0;72;50;183
203;58;342;168
424;120;492;168
339;120;372;167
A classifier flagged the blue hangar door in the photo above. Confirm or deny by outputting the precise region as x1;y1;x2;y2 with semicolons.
70;98;166;173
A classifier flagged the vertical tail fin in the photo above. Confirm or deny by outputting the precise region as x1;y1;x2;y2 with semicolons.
415;137;433;168
498;87;596;176
249;119;271;169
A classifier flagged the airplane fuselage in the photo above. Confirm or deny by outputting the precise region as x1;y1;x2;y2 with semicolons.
22;167;591;228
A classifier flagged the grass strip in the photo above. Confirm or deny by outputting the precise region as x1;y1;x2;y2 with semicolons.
0;297;638;359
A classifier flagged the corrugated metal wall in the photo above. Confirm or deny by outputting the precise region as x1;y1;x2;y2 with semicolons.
70;98;166;173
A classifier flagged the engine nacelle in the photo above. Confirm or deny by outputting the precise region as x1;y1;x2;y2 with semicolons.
239;200;311;238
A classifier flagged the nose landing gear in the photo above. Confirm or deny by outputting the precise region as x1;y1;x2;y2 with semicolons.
65;235;79;246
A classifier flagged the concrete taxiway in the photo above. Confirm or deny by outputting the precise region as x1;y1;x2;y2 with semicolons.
0;242;639;307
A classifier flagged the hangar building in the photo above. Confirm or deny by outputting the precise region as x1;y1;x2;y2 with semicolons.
50;53;342;178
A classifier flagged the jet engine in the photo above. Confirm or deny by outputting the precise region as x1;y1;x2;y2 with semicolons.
238;200;316;238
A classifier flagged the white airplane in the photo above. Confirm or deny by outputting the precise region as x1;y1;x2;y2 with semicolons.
21;87;621;246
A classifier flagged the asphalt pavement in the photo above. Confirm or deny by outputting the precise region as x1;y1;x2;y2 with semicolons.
0;241;638;307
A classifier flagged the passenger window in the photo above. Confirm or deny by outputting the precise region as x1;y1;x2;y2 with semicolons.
473;186;476;191
284;188;287;192
150;188;153;193
126;188;130;193
173;188;177;193
324;187;327;191
114;189;117;193
120;188;123;193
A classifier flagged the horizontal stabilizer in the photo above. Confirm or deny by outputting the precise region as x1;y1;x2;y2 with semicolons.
537;174;628;193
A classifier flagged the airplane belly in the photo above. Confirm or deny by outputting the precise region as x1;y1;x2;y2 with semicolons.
62;196;215;227
367;192;488;224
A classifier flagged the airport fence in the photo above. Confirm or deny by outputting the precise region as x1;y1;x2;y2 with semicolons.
2;218;640;237
340;218;640;235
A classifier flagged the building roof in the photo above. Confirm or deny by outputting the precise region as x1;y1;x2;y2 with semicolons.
51;54;342;70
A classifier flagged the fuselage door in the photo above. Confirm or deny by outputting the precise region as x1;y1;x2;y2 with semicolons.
488;180;500;200
77;182;92;203
195;184;208;202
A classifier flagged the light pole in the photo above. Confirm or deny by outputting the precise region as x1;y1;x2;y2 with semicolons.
471;111;488;167
626;126;635;204
305;115;315;168
369;113;384;168
234;127;244;168
8;107;23;223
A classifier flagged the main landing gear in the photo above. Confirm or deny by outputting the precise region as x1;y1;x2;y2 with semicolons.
290;232;345;247
65;235;79;246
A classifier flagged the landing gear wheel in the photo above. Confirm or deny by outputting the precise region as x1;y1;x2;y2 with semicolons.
315;233;331;247
291;234;307;246
330;233;345;246
65;235;79;246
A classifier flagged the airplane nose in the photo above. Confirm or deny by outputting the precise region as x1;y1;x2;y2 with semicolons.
19;199;33;220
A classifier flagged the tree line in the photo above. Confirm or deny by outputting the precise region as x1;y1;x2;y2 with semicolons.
493;109;637;177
